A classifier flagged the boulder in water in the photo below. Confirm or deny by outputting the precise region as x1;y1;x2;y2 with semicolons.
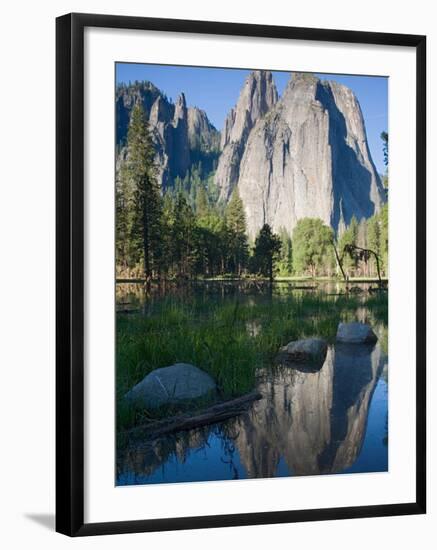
280;338;328;364
336;322;378;344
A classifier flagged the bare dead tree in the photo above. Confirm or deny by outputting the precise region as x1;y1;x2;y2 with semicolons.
332;241;383;288
332;240;348;282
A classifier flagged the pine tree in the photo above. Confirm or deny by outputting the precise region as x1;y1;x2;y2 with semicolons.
122;103;162;281
160;192;177;277
277;228;293;276
251;224;282;282
225;189;249;276
195;185;210;218
172;192;196;278
115;158;131;271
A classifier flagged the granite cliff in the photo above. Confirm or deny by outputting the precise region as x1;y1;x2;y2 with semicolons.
217;71;386;238
116;72;386;237
116;81;220;189
214;70;279;202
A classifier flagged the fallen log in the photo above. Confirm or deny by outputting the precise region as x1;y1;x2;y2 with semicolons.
124;391;263;441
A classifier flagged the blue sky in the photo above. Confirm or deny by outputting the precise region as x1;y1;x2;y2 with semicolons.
116;63;388;174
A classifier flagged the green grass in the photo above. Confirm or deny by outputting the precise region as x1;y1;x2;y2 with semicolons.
116;287;388;432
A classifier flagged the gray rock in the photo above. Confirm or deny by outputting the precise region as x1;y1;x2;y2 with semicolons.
218;72;386;239
115;83;219;190
170;93;190;178
116;71;386;240
336;322;378;344
214;71;279;201
187;106;220;152
125;363;217;409
280;337;328;363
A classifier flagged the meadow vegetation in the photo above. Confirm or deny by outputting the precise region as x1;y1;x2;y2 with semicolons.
117;287;388;431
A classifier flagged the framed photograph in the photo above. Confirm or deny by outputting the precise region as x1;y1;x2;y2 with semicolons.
56;12;426;536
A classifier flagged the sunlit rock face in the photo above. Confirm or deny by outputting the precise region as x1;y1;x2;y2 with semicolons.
214;71;279;202
232;349;334;478
217;72;386;239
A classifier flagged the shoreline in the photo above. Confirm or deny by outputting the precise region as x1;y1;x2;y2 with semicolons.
116;276;389;284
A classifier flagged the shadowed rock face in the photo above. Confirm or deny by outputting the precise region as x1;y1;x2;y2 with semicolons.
319;344;380;473
221;72;386;239
187;106;221;152
116;82;220;189
171;93;190;178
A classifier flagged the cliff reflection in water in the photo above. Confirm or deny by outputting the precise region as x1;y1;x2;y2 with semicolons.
117;341;387;485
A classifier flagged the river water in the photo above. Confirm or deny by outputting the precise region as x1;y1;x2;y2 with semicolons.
116;281;388;485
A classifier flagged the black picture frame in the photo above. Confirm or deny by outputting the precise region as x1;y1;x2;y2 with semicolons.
56;12;426;537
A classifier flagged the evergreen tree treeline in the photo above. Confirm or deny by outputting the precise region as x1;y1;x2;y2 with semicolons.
116;106;388;281
116;103;162;279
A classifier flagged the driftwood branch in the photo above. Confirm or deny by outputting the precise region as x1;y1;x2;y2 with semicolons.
124;391;263;441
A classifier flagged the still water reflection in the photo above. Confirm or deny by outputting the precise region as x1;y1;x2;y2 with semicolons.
117;333;388;485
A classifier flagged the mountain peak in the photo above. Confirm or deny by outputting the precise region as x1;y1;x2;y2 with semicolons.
292;72;319;82
174;93;187;121
187;106;220;152
232;75;385;239
214;70;279;201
